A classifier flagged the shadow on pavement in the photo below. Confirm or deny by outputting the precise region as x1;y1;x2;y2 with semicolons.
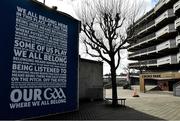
32;101;164;120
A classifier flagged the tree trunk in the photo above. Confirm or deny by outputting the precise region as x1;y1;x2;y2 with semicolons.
110;58;118;106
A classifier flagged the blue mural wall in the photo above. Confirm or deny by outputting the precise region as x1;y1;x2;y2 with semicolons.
0;0;80;119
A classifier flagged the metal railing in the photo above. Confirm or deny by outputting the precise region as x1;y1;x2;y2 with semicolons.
174;0;180;13
138;20;155;35
128;51;139;57
176;35;180;46
129;51;179;68
129;44;156;58
137;33;156;44
155;0;171;12
175;17;180;29
148;59;157;64
129;62;140;67
155;9;174;25
148;46;156;52
156;24;175;38
177;52;180;63
129;59;157;68
139;48;147;54
156;40;170;51
129;39;178;58
157;55;177;66
147;20;155;28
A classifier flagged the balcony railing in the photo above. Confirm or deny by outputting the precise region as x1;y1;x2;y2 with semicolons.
157;55;177;66
129;62;140;68
128;50;142;58
128;51;139;57
156;24;175;38
155;9;174;25
147;20;155;29
155;0;171;12
176;35;180;46
135;9;154;27
129;59;157;68
138;33;156;44
128;45;156;58
129;54;178;68
129;39;177;59
148;59;157;65
156;40;170;52
147;46;156;52
175;17;180;29
138;48;148;56
157;56;171;66
129;33;156;50
177;52;180;63
138;20;155;35
174;0;180;13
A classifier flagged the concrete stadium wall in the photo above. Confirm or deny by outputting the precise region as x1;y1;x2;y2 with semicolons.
79;58;103;100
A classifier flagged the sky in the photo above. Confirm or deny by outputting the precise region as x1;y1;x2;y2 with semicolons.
37;0;158;75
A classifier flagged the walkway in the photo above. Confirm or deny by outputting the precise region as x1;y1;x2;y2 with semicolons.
106;86;180;120
33;101;162;120
32;86;180;120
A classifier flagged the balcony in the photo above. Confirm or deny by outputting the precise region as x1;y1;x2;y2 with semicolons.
155;9;175;26
135;9;155;27
128;46;156;60
156;24;176;39
177;53;180;63
129;54;178;68
174;0;180;15
176;35;180;46
175;17;180;30
129;62;140;68
156;40;170;52
128;51;139;58
147;46;156;54
129;48;148;58
147;59;157;67
129;59;157;68
157;55;177;66
138;20;155;36
155;0;171;13
129;39;178;60
128;33;156;51
128;45;156;59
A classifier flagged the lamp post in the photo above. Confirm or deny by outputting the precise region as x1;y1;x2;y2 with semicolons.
43;0;45;4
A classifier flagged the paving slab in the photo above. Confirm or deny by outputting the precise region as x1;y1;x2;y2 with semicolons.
106;86;180;120
33;101;163;120
31;86;180;120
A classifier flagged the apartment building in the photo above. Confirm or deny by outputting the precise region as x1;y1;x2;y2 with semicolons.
128;0;180;93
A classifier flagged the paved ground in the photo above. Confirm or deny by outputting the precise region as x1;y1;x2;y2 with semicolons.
106;86;180;120
33;86;180;120
34;102;162;120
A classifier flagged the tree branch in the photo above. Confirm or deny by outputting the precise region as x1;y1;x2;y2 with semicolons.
84;41;101;58
84;38;111;64
115;50;121;70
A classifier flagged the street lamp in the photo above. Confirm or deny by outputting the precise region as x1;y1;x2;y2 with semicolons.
43;0;45;4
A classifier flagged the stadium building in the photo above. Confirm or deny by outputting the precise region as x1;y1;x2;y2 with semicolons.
128;0;180;94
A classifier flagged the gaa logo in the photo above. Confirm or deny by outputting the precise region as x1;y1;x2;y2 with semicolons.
44;88;66;100
10;88;66;103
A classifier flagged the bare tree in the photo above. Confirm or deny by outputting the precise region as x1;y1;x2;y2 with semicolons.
77;0;142;105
